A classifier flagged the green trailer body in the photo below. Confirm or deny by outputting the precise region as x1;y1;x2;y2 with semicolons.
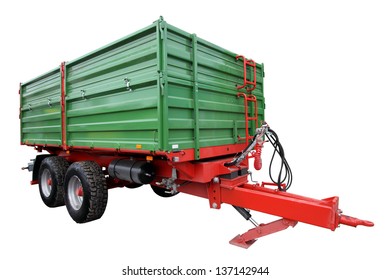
20;17;264;160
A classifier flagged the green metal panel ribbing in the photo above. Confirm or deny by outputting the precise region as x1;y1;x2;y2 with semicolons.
191;34;200;159
64;23;159;151
157;17;169;151
256;62;265;130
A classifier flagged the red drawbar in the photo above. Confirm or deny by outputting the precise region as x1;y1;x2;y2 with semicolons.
339;215;374;227
179;179;373;235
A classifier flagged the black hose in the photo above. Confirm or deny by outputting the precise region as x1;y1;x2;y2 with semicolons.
266;128;293;191
223;126;293;192
224;136;257;167
224;153;242;167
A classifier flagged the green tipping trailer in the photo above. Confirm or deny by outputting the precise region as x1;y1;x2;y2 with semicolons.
20;17;264;160
20;17;372;248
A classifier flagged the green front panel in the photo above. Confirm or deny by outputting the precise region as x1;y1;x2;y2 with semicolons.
20;68;62;146
164;24;265;157
65;24;160;151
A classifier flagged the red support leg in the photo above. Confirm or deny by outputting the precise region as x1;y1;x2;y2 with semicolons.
230;218;298;249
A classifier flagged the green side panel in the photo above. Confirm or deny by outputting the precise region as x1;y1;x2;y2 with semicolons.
164;24;265;154
20;68;62;146
65;24;160;151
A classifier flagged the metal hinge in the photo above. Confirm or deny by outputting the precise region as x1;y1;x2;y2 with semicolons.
158;17;166;40
158;71;166;93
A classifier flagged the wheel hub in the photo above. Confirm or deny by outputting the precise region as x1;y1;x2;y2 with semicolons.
41;169;52;198
76;186;83;196
68;175;84;210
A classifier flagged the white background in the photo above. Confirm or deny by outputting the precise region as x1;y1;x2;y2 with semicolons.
1;0;389;279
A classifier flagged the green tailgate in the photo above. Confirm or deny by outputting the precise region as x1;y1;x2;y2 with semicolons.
20;68;62;146
20;17;264;159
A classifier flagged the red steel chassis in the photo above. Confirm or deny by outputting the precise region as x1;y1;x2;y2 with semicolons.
27;143;374;249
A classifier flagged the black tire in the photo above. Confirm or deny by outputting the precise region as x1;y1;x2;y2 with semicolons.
38;156;69;207
64;161;108;223
124;183;142;189
151;185;179;198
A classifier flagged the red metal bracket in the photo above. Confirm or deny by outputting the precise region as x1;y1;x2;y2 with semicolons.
208;180;222;209
60;62;68;151
236;55;257;92
230;218;298;249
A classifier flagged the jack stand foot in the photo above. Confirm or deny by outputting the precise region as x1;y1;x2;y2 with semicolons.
229;235;258;249
229;218;298;249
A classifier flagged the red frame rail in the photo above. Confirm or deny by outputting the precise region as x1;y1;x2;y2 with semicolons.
60;62;68;151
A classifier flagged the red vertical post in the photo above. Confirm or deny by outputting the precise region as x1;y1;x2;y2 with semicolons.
60;62;68;150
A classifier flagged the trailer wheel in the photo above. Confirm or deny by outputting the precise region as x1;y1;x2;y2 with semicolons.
64;161;108;223
38;156;69;207
124;183;142;189
151;185;179;198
